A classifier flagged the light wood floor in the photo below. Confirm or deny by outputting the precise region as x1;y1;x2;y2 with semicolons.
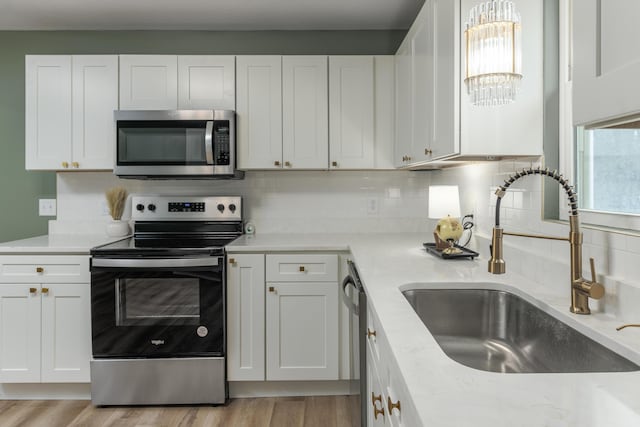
0;395;360;427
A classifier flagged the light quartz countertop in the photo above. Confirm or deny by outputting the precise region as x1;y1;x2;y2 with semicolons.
0;234;126;254
228;233;640;427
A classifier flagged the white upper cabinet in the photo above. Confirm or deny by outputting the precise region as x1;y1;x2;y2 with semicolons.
236;56;283;169
72;56;118;170
120;55;236;110
572;0;640;125
395;0;543;168
178;55;235;110
282;56;329;169
25;56;73;170
26;55;118;171
329;56;374;169
119;55;178;110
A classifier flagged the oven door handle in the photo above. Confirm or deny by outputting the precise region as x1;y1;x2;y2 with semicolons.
205;121;214;165
92;257;220;268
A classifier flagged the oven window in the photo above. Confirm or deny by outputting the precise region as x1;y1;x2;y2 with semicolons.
116;278;200;326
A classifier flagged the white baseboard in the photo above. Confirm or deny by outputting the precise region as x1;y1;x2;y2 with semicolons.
229;380;358;398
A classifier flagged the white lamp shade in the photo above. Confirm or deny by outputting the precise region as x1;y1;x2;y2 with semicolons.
428;185;461;219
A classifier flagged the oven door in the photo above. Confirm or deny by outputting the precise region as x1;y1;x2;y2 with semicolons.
90;256;224;358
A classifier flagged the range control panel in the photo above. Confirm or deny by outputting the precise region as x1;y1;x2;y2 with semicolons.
131;196;242;221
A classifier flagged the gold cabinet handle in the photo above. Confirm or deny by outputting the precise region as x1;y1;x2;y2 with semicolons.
367;328;377;338
284;161;291;167
299;266;305;272
425;148;433;155
42;287;49;295
29;287;38;295
331;161;338;167
268;286;276;293
72;161;79;168
36;267;44;273
274;161;281;167
61;161;69;168
371;393;384;420
228;258;236;265
387;396;401;414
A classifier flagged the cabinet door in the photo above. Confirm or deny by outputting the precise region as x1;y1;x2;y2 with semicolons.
410;2;434;163
573;0;640;124
367;344;388;426
227;254;265;381
394;41;413;167
178;55;235;110
119;55;177;110
374;56;396;170
72;55;119;170
430;0;458;160
236;56;283;170
266;282;338;380
282;56;329;169
329;56;374;169
25;55;72;170
41;283;91;383
0;284;41;383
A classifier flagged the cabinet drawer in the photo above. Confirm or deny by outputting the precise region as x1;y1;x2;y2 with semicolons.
0;255;90;283
266;254;338;282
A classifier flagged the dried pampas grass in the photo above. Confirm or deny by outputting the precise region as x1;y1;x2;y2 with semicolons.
105;186;128;220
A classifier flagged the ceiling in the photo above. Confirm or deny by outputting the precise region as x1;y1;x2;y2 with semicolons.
0;0;425;31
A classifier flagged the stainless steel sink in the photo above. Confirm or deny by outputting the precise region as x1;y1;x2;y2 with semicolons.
402;288;640;373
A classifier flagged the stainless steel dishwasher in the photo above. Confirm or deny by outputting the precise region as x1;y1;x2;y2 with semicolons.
341;259;367;427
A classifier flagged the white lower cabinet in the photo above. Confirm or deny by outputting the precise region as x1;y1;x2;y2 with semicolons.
266;281;338;380
366;301;419;427
0;255;91;384
0;283;91;383
227;253;342;382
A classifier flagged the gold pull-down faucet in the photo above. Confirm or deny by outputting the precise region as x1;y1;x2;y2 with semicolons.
488;167;605;314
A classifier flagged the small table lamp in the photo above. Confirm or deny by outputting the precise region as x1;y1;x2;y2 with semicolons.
428;185;463;254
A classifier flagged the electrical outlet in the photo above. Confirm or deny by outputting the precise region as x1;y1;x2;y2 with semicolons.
366;198;379;215
100;200;110;216
38;199;57;216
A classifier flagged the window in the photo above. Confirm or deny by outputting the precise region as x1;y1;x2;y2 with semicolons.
574;122;640;230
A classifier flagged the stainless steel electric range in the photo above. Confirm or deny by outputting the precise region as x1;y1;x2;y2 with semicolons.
89;195;242;406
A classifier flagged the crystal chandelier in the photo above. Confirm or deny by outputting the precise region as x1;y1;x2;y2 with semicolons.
465;1;522;106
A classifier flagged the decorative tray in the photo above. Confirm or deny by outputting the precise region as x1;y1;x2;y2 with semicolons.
423;242;479;260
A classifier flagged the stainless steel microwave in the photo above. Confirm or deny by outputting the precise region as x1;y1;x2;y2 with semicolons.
114;110;240;179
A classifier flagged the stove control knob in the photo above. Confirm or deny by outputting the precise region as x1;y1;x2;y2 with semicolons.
217;204;225;213
148;204;156;212
229;204;237;213
136;204;145;212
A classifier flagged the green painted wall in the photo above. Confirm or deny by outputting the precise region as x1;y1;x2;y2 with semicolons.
0;30;405;243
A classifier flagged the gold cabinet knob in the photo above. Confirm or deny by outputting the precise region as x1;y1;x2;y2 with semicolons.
367;328;377;338
29;287;38;295
72;161;79;168
42;287;49;295
61;161;69;168
36;267;44;273
331;161;338;167
268;286;276;293
284;161;291;167
387;396;401;414
274;161;281;167
228;258;236;265
371;393;384;420
299;266;305;272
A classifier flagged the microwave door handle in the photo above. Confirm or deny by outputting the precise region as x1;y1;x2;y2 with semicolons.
205;121;214;165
